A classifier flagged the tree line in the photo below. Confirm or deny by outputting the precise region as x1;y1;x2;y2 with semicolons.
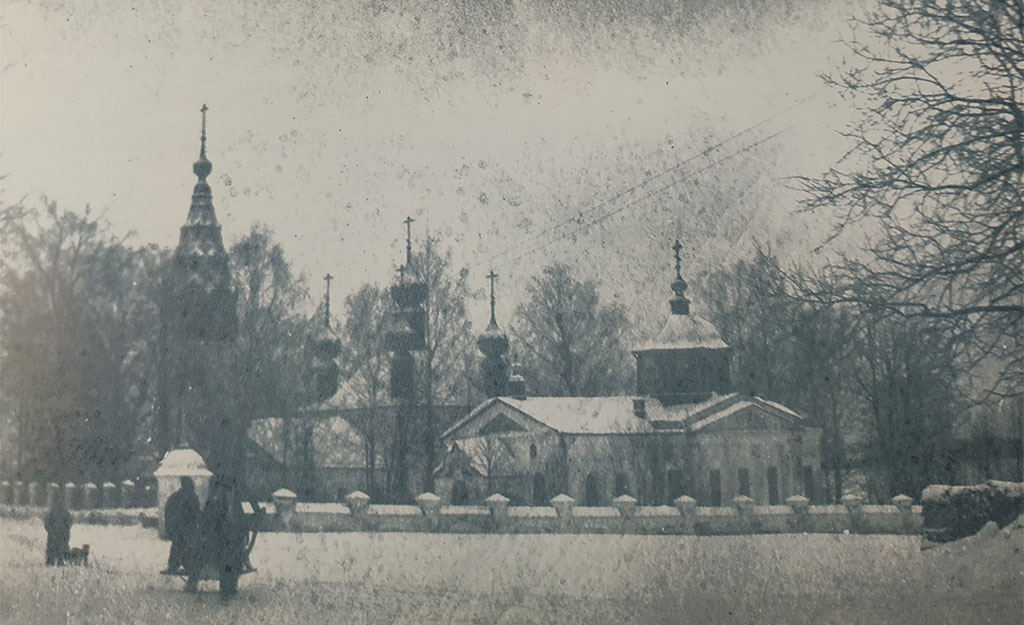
0;0;1018;503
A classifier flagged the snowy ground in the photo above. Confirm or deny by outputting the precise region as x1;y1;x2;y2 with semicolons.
0;519;1020;624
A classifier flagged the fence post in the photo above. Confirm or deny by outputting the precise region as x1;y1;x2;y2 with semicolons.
550;494;575;531
415;492;442;531
83;483;99;509
345;490;370;516
28;482;41;507
120;480;135;508
102;482;118;508
673;495;697;534
612;494;638;533
485;493;511;532
733;496;754;533
46;483;59;509
272;488;298;531
786;495;811;532
841;494;863;533
64;482;79;509
891;494;915;534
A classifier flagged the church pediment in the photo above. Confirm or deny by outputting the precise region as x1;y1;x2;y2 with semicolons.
689;396;807;433
478;413;528;435
443;398;554;440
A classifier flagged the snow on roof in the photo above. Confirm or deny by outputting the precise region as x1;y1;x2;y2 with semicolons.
633;313;728;352
500;396;657;434
445;393;809;438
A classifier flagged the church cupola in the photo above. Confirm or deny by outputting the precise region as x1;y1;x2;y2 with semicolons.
477;269;510;397
632;239;731;405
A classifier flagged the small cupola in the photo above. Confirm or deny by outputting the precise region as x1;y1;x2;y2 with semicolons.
477;269;510;397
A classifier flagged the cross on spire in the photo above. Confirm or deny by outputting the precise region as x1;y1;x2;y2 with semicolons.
403;216;415;268
199;104;209;159
672;239;683;280
323;273;334;327
486;269;499;325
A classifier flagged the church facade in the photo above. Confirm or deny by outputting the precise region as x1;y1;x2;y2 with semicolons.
435;243;822;507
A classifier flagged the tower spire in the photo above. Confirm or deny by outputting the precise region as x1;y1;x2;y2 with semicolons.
193;104;213;182
323;273;334;328
486;269;499;327
403;216;415;270
669;239;690;315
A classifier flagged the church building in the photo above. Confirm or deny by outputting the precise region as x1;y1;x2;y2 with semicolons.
435;242;822;507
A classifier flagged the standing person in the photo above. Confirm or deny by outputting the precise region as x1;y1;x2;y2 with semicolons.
162;477;200;574
185;478;248;598
43;489;72;566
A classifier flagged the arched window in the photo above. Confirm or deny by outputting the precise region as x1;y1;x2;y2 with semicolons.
584;472;602;506
709;469;722;507
529;443;537;460
614;473;631;497
532;473;548;505
738;468;751;498
452;480;470;505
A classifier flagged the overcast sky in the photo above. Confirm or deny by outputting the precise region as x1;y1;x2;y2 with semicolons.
2;0;867;333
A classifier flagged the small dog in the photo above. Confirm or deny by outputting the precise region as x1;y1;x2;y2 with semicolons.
65;544;90;567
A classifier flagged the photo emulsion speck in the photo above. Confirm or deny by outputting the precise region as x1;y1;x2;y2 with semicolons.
0;1;1021;623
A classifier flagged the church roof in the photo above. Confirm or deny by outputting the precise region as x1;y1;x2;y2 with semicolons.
633;312;729;352
442;393;810;438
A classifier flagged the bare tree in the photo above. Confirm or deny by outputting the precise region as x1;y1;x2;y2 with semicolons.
338;283;393;498
512;263;632;397
799;0;1023;399
0;200;161;482
408;235;475;492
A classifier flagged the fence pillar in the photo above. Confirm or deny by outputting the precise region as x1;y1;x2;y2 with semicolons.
46;483;60;509
550;494;575;531
612;494;638;532
891;494;915;533
485;493;511;532
272;488;298;530
83;483;99;509
102;482;118;508
27;482;41;507
345;490;370;516
415;492;442;530
673;495;697;534
64;482;78;509
786;495;811;532
733;496;754;533
120;480;135;508
842;494;864;533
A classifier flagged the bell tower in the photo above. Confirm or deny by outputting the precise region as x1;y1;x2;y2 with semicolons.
633;240;731;404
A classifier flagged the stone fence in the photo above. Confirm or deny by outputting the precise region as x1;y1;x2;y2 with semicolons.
0;479;156;510
265;490;924;536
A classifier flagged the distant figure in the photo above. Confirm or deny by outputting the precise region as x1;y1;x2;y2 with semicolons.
43;490;72;566
163;477;200;574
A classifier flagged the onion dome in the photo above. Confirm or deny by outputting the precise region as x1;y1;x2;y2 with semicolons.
478;270;510;397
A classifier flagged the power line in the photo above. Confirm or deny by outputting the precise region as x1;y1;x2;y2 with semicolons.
494;124;796;271
484;89;821;267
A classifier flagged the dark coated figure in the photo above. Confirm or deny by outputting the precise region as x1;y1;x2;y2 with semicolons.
185;479;249;599
43;490;72;566
162;477;200;574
